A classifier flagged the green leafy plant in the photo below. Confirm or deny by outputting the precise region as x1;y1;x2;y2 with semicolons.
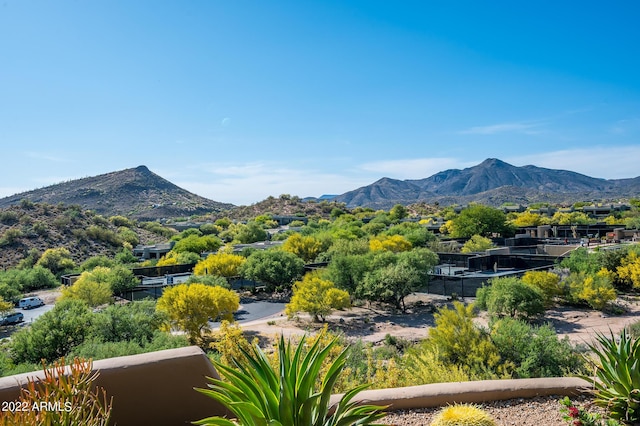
559;396;621;426
194;332;387;426
429;403;496;426
583;329;640;424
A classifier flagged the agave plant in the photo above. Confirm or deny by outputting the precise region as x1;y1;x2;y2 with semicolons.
582;328;640;424
194;332;387;426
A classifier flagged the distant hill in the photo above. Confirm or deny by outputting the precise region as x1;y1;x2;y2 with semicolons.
0;166;234;220
334;158;640;209
0;202;169;269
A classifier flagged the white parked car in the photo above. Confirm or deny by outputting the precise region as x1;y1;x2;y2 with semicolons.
18;297;45;309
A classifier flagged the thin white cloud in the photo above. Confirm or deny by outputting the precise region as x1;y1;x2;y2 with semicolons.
221;117;231;127
610;118;640;135
359;158;477;180
505;146;640;179
459;121;543;135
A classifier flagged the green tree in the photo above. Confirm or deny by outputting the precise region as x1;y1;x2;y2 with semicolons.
389;204;408;222
235;221;268;244
10;299;93;363
172;234;222;255
156;283;239;344
107;265;139;295
285;272;350;321
448;204;513;238
461;234;495;253
476;277;545;320
323;253;371;294
241;249;305;291
359;248;438;311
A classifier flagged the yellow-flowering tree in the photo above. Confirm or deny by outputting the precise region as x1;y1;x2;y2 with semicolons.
61;267;113;307
522;270;562;307
282;233;323;263
156;283;239;344
194;252;246;277
369;234;412;253
285;273;350;322
618;250;640;289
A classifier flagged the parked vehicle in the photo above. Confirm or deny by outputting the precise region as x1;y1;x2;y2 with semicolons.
18;297;45;309
0;311;24;326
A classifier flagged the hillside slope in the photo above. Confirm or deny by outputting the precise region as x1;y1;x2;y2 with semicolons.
0;166;234;220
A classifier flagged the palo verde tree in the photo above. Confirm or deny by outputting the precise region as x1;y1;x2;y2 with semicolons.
194;251;247;278
156;283;239;345
285;272;350;322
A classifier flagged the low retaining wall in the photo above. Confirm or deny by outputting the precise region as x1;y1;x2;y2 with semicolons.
334;377;593;410
0;346;594;425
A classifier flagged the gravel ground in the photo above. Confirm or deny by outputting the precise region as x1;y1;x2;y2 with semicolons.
382;394;600;426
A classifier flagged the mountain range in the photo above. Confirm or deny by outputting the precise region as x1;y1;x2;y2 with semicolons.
333;158;640;209
0;159;638;218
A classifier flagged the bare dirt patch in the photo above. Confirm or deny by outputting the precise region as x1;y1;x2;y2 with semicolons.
240;293;640;347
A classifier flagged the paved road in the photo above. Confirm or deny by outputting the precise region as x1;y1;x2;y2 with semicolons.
0;304;54;338
19;304;54;323
210;298;286;327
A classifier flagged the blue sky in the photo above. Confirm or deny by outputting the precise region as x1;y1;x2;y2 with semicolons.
1;1;639;205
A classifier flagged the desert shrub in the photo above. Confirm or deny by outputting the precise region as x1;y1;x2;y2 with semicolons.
10;299;93;364
81;255;116;271
628;319;640;339
185;274;230;288
85;225;121;246
32;220;47;235
490;317;584;378
139;221;177;238
117;227;139;246
403;347;473;385
108;215;135;228
69;332;188;361
476;277;545;320
0;228;23;246
0;210;19;225
427;302;502;378
207;320;256;366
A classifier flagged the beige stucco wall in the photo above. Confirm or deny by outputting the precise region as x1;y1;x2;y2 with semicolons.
0;346;593;425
